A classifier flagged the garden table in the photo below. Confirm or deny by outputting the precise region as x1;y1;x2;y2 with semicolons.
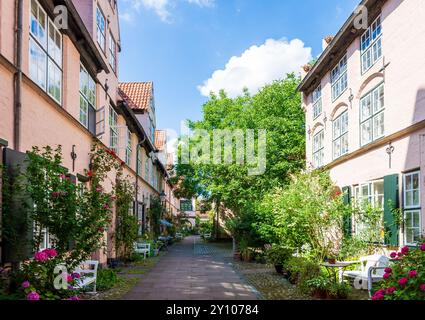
321;261;360;284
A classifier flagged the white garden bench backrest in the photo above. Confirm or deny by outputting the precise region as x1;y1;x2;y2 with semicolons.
76;260;98;277
360;255;389;277
135;243;150;251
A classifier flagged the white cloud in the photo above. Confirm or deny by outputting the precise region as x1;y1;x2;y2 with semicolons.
197;38;312;98
186;0;215;7
122;0;215;23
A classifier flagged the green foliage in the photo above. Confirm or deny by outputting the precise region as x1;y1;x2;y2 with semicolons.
148;197;163;238
373;244;425;300
115;172;137;261
305;276;351;299
264;245;293;266
96;268;118;292
256;171;349;261
173;74;305;243
284;257;321;290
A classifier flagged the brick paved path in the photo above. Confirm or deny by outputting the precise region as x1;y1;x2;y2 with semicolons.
124;236;259;300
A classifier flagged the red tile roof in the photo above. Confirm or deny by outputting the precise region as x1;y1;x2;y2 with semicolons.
155;130;167;151
118;82;153;111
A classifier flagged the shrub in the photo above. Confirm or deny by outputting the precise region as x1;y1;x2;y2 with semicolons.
372;244;425;300
265;245;293;266
305;276;351;299
284;256;321;292
96;268;118;292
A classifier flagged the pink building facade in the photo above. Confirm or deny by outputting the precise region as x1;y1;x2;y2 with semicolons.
0;0;179;265
299;0;425;248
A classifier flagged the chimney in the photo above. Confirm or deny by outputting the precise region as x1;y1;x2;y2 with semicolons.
322;35;334;51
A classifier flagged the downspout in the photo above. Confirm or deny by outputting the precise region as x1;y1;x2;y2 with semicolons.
13;0;23;151
136;136;146;233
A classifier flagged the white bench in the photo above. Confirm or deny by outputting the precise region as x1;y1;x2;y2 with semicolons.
203;233;212;240
134;242;151;259
344;254;390;297
74;260;98;293
175;233;183;240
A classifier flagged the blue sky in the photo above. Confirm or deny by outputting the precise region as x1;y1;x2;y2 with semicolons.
118;0;360;133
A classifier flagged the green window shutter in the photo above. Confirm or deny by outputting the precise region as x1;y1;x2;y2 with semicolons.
384;174;399;246
342;186;352;238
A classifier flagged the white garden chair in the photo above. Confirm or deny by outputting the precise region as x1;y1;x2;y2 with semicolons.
134;242;151;259
344;254;390;297
175;233;183;240
74;260;99;293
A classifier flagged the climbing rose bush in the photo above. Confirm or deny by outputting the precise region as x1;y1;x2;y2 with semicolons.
372;244;425;300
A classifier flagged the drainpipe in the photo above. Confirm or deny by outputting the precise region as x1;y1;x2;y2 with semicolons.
135;136;146;232
13;0;23;151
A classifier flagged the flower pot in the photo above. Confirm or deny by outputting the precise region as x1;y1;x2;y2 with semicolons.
274;264;284;274
328;258;336;264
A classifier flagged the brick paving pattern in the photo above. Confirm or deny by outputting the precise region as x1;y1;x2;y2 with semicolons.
124;236;259;300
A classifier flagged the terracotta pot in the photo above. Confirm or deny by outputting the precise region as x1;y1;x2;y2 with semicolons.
328;258;336;264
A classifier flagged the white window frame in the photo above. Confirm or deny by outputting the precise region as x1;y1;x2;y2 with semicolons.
79;64;96;128
96;6;106;51
361;16;382;74
403;171;422;246
29;0;62;104
360;83;384;146
126;131;132;167
332;111;348;160
109;106;118;152
109;32;116;72
331;55;348;101
312;130;324;168
137;146;143;177
312;85;322;119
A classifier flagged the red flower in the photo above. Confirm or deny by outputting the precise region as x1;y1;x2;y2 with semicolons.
420;284;425;292
67;275;73;283
401;246;410;255
98;227;105;233
399;277;408;286
372;293;384;300
390;252;397;259
87;171;94;177
51;192;61;198
419;243;425;251
408;270;417;278
384;267;392;274
386;287;396;295
383;273;391;279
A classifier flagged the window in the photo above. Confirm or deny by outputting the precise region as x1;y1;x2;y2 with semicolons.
180;200;193;212
403;171;421;245
145;155;150;180
333;111;348;159
360;83;384;146
361;16;382;74
96;6;106;51
79;64;96;129
331;55;348;101
126;131;132;167
29;0;62;103
353;180;385;241
312;130;324;168
137;146;143;177
312;85;322;119
109;106;118;152
109;33;116;72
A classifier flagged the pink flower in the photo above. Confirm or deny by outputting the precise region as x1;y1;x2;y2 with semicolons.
386;287;396;295
96;187;103;193
51;192;61;198
22;281;30;289
408;270;417;278
399;277;408;286
67;275;73;283
383;273;391;279
34;251;48;262
375;289;385;295
67;295;80;301
390;252;397;259
42;248;57;258
103;204;110;210
384;267;392;274
27;292;40;300
420;284;425;292
372;293;384;300
420;243;425;251
401;246;410;255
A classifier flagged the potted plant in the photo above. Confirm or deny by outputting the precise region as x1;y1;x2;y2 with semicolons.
265;245;293;275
